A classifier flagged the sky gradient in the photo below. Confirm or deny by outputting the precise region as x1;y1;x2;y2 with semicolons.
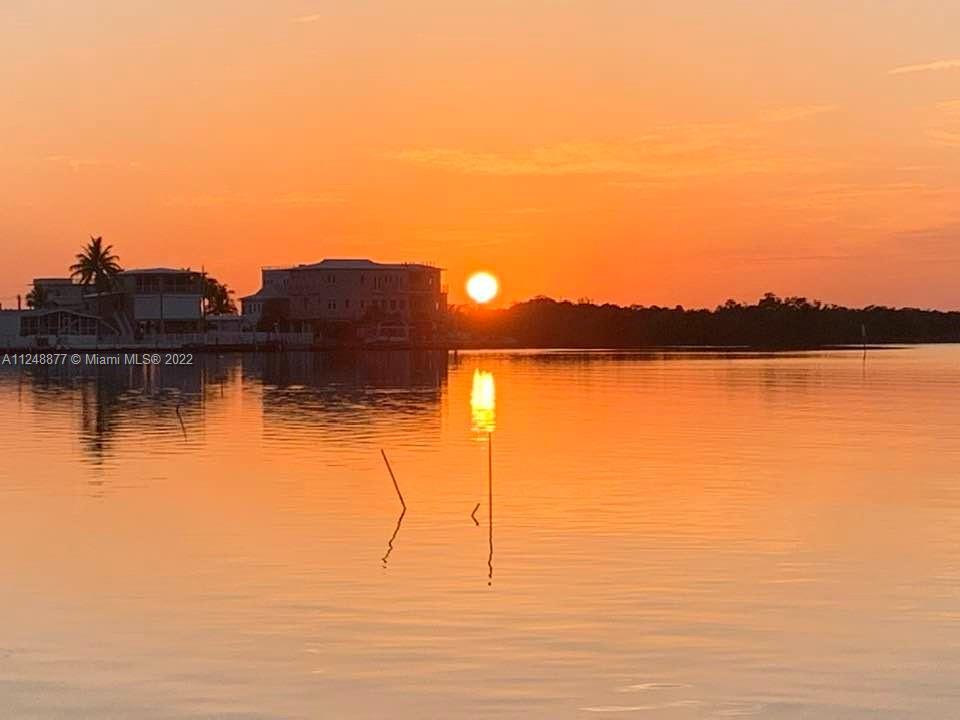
3;0;960;308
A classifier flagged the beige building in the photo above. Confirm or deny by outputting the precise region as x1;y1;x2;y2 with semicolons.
242;259;446;341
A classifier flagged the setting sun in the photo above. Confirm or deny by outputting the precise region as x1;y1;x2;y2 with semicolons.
466;272;499;304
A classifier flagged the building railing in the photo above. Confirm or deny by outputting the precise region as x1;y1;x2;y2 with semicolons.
1;331;315;350
138;331;315;346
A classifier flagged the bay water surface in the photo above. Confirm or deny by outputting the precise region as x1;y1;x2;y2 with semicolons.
1;348;959;718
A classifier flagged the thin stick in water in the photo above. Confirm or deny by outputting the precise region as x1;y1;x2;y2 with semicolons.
381;449;407;510
175;404;187;442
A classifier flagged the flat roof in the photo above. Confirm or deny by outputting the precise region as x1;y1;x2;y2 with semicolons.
119;267;200;275
270;258;440;271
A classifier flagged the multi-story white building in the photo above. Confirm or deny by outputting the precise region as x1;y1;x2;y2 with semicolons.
114;268;205;334
242;259;446;341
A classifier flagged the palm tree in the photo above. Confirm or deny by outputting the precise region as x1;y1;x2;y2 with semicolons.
69;236;123;292
203;276;237;315
25;284;50;309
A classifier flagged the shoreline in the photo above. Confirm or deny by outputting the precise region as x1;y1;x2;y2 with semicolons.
2;342;932;355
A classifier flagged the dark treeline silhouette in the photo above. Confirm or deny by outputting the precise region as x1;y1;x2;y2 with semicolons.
453;293;960;348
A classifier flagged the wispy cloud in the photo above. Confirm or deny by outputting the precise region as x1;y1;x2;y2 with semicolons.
936;99;960;114
757;104;836;122
164;191;345;209
798;181;936;202
273;192;346;206
293;13;322;23
44;155;121;173
393;143;835;179
928;129;960;147
887;223;960;265
889;58;960;75
163;194;235;209
927;100;960;147
391;106;839;180
757;178;960;227
727;252;863;265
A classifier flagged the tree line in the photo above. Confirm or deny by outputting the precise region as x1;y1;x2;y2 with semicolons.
452;293;960;348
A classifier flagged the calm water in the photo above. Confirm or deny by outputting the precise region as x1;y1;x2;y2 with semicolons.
2;348;960;719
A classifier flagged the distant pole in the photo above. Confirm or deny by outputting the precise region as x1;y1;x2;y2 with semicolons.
201;267;207;345
16;294;21;311
861;322;868;374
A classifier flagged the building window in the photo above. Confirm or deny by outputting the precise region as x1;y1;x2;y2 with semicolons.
390;299;397;310
399;300;405;309
328;300;336;310
345;299;350;309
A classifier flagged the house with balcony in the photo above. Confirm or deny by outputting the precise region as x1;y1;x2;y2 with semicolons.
117;268;203;334
20;269;204;340
115;268;204;335
73;268;204;338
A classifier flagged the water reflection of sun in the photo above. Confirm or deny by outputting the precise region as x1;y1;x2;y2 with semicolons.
470;369;496;434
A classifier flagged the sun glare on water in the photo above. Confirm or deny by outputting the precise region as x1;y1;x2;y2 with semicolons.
470;369;496;433
466;272;499;304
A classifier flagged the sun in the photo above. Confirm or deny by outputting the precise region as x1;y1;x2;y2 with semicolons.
466;271;499;304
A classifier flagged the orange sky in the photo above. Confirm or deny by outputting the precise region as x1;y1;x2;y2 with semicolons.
3;1;960;308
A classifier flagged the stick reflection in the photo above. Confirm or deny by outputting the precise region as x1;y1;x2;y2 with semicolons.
487;431;493;586
382;508;406;569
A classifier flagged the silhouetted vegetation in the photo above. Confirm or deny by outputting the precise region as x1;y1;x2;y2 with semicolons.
25;284;50;309
452;293;960;348
69;236;123;291
203;276;237;314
